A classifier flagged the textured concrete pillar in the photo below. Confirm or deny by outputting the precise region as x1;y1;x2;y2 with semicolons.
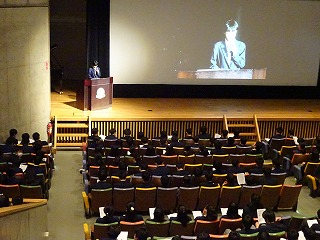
0;2;50;142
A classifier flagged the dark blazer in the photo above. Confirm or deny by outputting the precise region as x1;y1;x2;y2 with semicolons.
96;216;119;224
152;166;170;176
91;181;113;190
113;181;133;189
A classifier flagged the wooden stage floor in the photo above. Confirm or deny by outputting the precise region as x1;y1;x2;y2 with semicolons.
50;90;320;120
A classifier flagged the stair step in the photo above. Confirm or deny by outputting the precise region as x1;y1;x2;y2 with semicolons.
57;123;89;128
55;143;84;147
228;124;255;128
240;133;257;136
56;133;88;137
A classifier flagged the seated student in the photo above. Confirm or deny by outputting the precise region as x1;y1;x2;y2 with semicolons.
19;133;34;153
181;175;195;187
287;229;299;240
197;125;211;140
212;161;227;174
134;227;149;240
163;145;176;156
221;130;229;139
227;159;245;174
226;137;236;147
96;206;119;224
91;170;112;191
251;141;264;155
183;145;194;156
257;209;286;233
2;168;23;185
5;128;18;145
160;175;171;188
221;202;241;219
120;202;143;222
257;231;270;240
87;128;102;148
144;145;156;156
271;159;286;174
243;193;264;218
184;128;193;139
259;168;277;185
32;132;48;147
113;170;133;189
223;173;239;187
228;231;241;240
200;171;219;187
147;207;167;222
238;137;250;148
195;204;218;221
270;127;285;140
135;170;154;188
211;140;225;155
24;167;46;193
151;157;170;176
170;205;192;226
170;135;184;148
105;128;118;140
197;232;210;240
249;158;264;174
287;129;295;139
99;225;121;240
233;129;241;140
198;145;209;157
172;163;190;176
140;137;150;148
237;215;258;234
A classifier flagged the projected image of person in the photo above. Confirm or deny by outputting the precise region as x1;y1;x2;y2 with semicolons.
210;19;246;70
88;60;101;79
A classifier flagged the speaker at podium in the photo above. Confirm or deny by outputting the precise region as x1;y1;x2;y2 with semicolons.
76;77;113;111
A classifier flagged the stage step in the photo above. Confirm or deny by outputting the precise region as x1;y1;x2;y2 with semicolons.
223;115;261;143
52;116;91;151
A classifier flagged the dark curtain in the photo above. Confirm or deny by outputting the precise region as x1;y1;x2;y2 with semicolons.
86;0;110;77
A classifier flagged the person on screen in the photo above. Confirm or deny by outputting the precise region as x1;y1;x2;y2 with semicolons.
210;19;246;70
88;60;101;79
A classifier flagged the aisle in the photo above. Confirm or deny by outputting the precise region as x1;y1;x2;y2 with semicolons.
47;150;95;240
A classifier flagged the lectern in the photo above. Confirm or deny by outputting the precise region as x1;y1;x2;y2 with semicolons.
77;77;113;111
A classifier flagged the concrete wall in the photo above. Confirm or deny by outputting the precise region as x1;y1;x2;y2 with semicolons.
0;1;50;142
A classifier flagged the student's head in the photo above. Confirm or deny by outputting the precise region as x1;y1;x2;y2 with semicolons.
200;125;208;134
118;170;127;180
225;19;238;41
227;137;235;146
21;133;30;145
160;130;167;138
145;145;155;156
109;128;116;135
9;128;18;137
91;128;99;135
107;225;121;239
98;170;108;181
141;170;151;182
214;140;222;149
287;229;299;240
288;129;294;136
222;130;229;138
205;172;213;182
206;205;218;220
134;227;148;240
262;209;275;223
257;231;270;240
276;127;283;134
240;137;247;145
92;60;98;66
232;159;239;167
227;202;239;216
197;232;210;240
263;167;272;177
153;207;165;222
255;141;264;151
103;206;114;217
242;215;254;230
161;175;170;187
228;231;240;240
32;132;40;141
250;193;263;209
123;128;131;136
226;173;235;184
141;137;149;144
256;158;264;167
183;175;192;185
186;128;192;135
234;129;240;138
126;202;136;215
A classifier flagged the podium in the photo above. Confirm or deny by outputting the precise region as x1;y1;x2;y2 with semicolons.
77;77;113;111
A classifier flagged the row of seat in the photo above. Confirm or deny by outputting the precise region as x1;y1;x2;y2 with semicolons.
82;184;302;218
0;184;46;199
84;219;288;240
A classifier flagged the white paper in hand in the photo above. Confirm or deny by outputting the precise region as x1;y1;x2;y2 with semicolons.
257;209;266;224
149;207;155;219
99;207;105;218
236;173;246;185
192;211;202;219
117;231;128;240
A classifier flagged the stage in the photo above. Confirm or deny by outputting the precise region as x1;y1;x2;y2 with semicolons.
51;90;320;120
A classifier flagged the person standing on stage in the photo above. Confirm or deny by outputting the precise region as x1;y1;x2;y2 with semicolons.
210;19;246;70
88;60;101;79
